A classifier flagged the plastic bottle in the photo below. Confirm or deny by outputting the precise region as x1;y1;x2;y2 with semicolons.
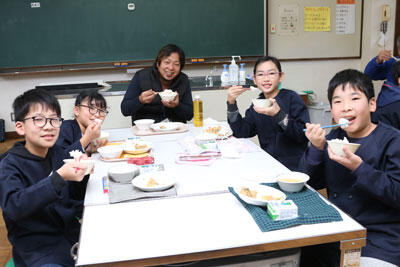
229;56;241;85
239;63;246;84
193;95;203;127
220;64;229;86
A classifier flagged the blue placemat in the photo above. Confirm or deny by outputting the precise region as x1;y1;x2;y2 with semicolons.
229;183;342;232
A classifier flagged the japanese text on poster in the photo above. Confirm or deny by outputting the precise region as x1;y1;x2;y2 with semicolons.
278;4;299;35
336;0;355;34
304;7;331;32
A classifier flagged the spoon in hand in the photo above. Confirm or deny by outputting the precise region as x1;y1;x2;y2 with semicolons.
303;118;349;132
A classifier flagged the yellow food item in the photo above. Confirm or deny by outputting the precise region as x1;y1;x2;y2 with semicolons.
135;143;148;149
280;178;302;183
261;195;282;201
205;126;221;134
146;178;159;187
240;187;257;198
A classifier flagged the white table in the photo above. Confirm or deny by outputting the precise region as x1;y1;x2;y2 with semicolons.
84;127;288;206
77;126;366;266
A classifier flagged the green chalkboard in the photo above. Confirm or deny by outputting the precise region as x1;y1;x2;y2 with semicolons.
0;0;264;69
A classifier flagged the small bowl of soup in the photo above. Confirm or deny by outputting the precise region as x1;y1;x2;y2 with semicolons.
276;172;310;193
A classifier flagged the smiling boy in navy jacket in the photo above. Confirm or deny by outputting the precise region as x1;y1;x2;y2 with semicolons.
301;69;400;266
0;89;91;267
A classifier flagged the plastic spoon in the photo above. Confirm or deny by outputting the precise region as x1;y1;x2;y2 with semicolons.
303;118;349;132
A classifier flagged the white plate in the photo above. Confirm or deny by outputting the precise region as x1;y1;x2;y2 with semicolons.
123;140;152;155
150;122;181;132
132;171;176;192
233;184;286;206
202;125;232;139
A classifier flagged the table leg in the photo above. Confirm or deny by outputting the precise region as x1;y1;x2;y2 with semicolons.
340;238;366;267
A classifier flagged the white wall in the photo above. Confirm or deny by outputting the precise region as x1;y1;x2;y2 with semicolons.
0;0;396;132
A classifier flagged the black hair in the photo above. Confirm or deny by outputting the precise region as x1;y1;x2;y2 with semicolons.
75;90;107;109
392;61;400;86
253;56;282;75
155;44;186;70
13;88;61;122
327;69;375;104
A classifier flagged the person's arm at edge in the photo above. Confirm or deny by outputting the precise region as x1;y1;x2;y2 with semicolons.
0;168;66;221
227;101;257;138
364;56;390;81
121;74;144;117
352;142;400;209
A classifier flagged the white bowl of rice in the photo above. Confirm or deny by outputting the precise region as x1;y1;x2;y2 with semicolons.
327;137;360;157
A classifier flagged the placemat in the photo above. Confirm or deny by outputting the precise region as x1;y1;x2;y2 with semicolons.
108;180;177;204
229;183;342;232
132;122;188;136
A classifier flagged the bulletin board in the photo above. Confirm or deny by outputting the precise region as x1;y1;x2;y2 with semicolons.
267;0;363;60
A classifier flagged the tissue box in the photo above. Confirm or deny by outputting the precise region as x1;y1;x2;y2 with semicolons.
267;200;298;221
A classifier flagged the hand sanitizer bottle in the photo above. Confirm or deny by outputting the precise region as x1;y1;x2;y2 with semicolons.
229;56;240;85
221;64;229;86
239;63;246;85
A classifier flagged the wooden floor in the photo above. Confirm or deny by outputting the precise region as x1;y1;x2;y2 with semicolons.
0;136;23;265
0;136;23;154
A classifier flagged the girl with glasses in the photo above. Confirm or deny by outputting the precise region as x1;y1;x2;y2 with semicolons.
56;90;108;155
227;56;310;171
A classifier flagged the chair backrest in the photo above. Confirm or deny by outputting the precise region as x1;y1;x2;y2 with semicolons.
0;209;12;266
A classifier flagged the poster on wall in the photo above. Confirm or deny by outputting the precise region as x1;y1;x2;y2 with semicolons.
336;0;356;34
278;4;299;35
304;6;331;32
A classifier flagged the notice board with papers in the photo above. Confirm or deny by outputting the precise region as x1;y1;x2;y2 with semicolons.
267;0;363;60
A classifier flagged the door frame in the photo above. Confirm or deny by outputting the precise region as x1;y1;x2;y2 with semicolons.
394;0;400;56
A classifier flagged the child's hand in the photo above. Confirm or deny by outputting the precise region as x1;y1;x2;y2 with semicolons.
304;123;326;150
376;49;392;64
86;140;104;154
161;92;179;108
327;145;362;171
86;135;108;154
57;160;88;182
86;119;101;140
80;120;101;152
253;99;280;116
139;89;157;104
227;85;248;104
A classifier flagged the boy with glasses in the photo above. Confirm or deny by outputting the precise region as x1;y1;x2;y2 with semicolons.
57;90;108;155
0;88;91;266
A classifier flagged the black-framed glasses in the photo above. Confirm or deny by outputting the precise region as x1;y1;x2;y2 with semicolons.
79;104;109;117
22;116;64;128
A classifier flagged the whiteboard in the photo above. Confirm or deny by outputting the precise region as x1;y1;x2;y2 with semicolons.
267;0;363;60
